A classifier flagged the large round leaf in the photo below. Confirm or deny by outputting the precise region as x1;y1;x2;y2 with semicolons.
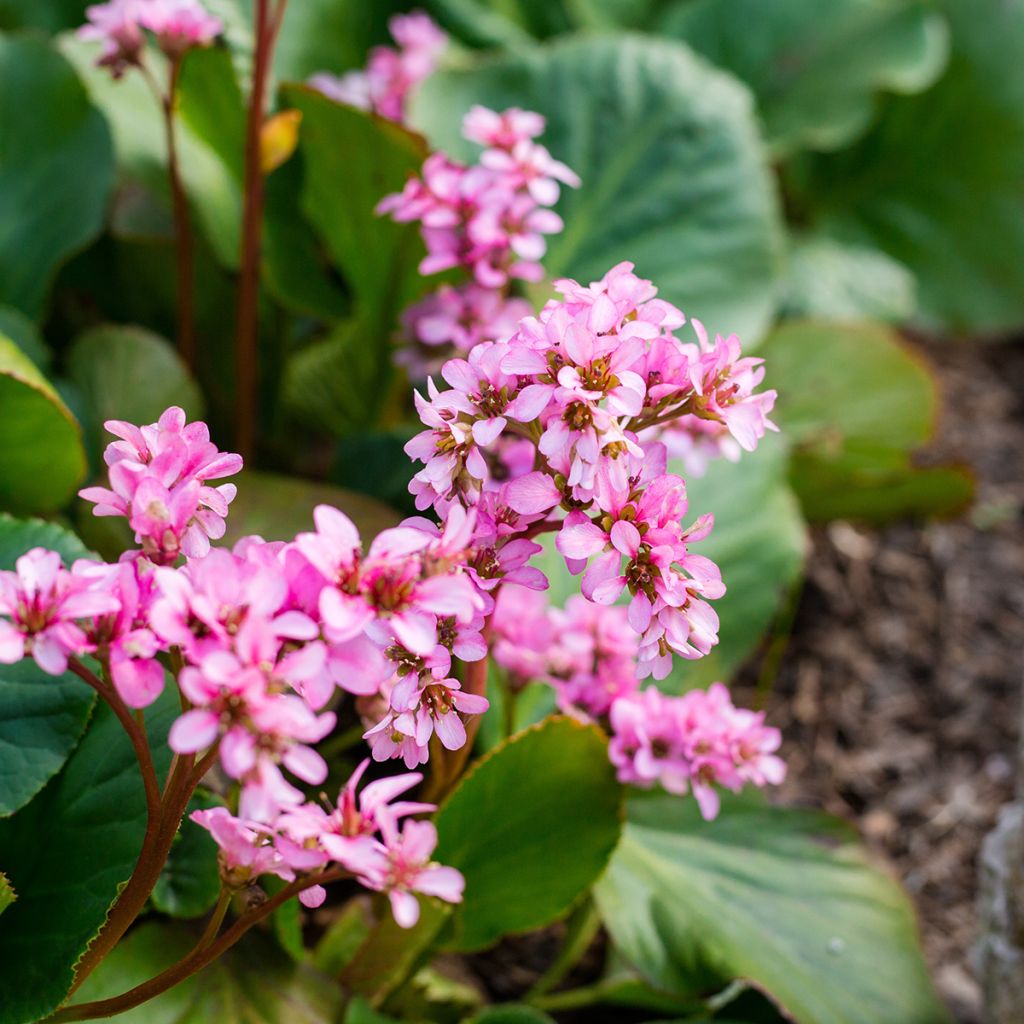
0;686;177;1024
656;0;949;156
68;922;342;1023
410;34;785;342
0;337;87;514
594;795;951;1024
789;0;1024;334
65;324;203;460
435;716;623;950
761;321;972;522
0;32;114;317
0;306;49;369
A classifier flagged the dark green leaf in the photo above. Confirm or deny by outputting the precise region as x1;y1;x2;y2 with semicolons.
68;921;343;1022
0;659;94;819
283;319;384;437
0;685;178;1024
0;0;88;33
312;898;373;976
411;34;785;341
0;32;114;317
657;0;948;156
151;790;223;920
344;997;402;1024
436;716;623;950
65;324;203;461
470;1008;556;1024
595;795;951;1024
283;85;429;332
0;306;49;369
788;0;1024;333
0;513;93;568
176;44;245;182
0;337;87;514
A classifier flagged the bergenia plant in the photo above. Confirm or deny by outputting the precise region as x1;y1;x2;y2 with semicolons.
0;5;793;1021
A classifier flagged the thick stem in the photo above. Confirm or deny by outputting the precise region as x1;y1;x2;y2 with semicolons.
164;57;197;372
51;871;346;1022
234;0;288;459
67;659;161;827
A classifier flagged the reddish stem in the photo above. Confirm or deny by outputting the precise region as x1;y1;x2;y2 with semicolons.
50;870;346;1022
164;57;196;372
234;0;288;459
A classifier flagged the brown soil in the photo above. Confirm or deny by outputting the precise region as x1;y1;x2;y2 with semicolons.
733;338;1024;1023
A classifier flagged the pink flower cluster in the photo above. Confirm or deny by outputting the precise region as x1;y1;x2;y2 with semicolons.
309;11;447;123
492;588;639;719
609;684;786;820
192;760;463;924
2;409;482;926
402;261;777;679
490;589;784;819
79;406;242;564
80;0;222;75
379;106;579;293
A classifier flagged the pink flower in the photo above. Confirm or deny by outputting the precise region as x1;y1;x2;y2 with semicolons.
608;683;786;819
79;0;145;77
0;550;119;675
357;817;464;928
138;0;221;57
308;10;446;124
80;407;241;564
365;676;488;768
191;806;295;889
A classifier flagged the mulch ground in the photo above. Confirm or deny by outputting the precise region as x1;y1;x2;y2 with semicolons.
732;337;1024;1022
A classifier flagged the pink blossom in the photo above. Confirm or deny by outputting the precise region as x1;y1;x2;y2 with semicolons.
138;0;221;57
608;684;786;819
0;550;119;675
308;10;446;124
79;0;145;77
80;407;242;564
357;817;464;928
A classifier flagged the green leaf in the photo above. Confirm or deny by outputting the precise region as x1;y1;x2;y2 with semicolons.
0;659;94;819
789;441;974;524
435;716;623;950
0;0;89;33
763;321;935;450
0;685;178;1024
595;795;951;1024
780;235;917;323
283;319;386;437
68;921;343;1023
788;0;1024;333
283;85;429;331
0;513;93;568
312;898;373;976
0;305;49;369
263;154;350;320
344;997;402;1024
760;321;971;521
470;1008;557;1024
0;337;87;514
426;0;571;45
176;44;245;182
668;433;807;690
0;32;114;317
66;324;204;460
656;0;949;156
0;871;12;916
60;35;242;269
151;791;223;920
411;34;785;341
223;471;401;546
